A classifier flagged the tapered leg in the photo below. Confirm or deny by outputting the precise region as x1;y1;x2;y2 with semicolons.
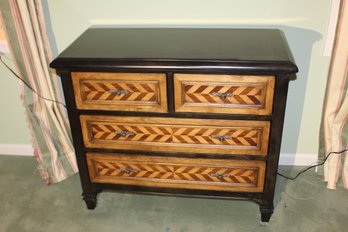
83;192;99;209
260;205;274;222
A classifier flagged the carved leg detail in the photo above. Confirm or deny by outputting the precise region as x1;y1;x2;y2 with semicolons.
260;205;274;222
83;192;98;210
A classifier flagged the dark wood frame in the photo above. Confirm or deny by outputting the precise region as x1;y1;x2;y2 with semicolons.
52;28;297;222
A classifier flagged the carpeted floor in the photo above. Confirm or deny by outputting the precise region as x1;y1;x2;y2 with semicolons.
0;155;347;232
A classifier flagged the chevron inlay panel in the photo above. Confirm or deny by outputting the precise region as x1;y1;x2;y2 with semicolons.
81;80;157;102
174;74;275;115
87;153;266;192
80;116;270;155
184;84;263;105
72;72;167;112
172;127;259;146
90;123;173;143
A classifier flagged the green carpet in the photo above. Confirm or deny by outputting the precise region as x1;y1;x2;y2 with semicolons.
0;155;347;232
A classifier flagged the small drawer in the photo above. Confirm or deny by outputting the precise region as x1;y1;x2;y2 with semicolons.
72;72;167;112
86;153;266;192
80;116;270;156
174;74;275;115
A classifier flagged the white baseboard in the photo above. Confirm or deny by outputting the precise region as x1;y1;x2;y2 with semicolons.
279;153;318;166
0;144;34;156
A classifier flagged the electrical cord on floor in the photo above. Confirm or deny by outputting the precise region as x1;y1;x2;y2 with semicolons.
0;55;66;108
277;148;348;180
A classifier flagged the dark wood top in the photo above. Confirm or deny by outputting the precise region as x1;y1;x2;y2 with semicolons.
50;28;298;73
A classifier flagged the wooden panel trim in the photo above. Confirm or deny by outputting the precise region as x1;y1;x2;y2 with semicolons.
80;115;270;156
72;72;168;112
58;71;96;196
86;153;266;192
174;74;275;115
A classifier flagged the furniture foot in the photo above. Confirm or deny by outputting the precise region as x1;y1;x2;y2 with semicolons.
83;192;98;209
260;205;274;222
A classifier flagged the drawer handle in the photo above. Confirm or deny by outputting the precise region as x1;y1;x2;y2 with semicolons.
211;92;234;100
114;130;136;137
109;89;130;96
211;134;231;141
210;172;230;180
120;167;139;174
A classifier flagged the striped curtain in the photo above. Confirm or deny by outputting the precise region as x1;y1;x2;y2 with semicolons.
0;0;77;183
319;0;348;189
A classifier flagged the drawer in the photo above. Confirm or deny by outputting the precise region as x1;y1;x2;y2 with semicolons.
86;153;266;192
71;72;167;112
174;74;275;115
80;116;270;156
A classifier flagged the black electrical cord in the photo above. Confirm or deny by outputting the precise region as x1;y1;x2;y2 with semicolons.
0;55;66;108
277;148;348;180
3;54;346;180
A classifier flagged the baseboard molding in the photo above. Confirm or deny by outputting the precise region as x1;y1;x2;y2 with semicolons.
279;153;318;166
0;144;318;165
0;144;33;156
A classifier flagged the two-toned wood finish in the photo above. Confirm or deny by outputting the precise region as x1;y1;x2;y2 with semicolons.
80;115;270;155
72;72;167;112
174;74;275;115
87;153;266;192
50;28;298;222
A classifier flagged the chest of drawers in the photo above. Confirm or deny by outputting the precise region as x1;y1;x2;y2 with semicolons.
50;28;298;222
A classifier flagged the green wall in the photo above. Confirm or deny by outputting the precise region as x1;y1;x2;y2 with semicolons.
0;0;332;156
0;55;31;143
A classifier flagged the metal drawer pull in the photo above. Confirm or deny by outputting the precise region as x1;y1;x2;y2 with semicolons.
210;172;230;180
211;134;231;141
109;89;130;95
114;130;136;137
211;92;234;100
120;168;139;174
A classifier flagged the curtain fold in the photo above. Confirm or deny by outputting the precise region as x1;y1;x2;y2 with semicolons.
0;0;77;183
319;0;348;189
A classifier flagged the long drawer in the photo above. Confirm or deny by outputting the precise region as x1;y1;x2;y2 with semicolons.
174;74;275;115
72;72;168;112
86;153;266;192
80;116;270;156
